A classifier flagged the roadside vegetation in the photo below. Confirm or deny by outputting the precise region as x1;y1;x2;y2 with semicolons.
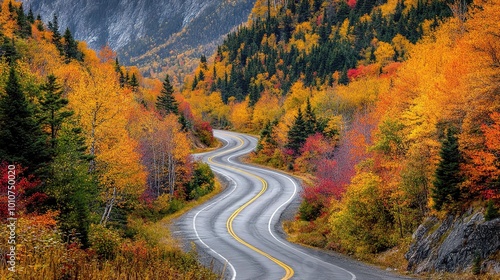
0;1;219;278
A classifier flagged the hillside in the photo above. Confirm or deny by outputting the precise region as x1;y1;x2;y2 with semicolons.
0;1;219;278
21;0;256;84
182;0;500;276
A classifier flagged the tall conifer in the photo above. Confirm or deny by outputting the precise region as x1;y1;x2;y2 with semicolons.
156;75;179;116
432;129;463;210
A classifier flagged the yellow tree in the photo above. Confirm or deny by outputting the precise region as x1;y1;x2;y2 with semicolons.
67;62;146;225
229;97;253;132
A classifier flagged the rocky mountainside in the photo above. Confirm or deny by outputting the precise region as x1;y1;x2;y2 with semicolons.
22;0;256;81
406;208;500;274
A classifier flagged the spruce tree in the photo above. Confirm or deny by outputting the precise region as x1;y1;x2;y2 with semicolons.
15;3;32;38
432;129;462;211
298;0;310;23
49;14;63;55
39;74;74;155
27;8;35;23
0;67;48;172
286;108;308;156
0;37;19;65
129;73;139;92
156;75;179;116
46;125;96;247
63;28;83;62
36;15;44;31
304;98;317;136
339;66;350;85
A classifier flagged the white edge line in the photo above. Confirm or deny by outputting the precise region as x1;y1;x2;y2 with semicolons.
192;137;238;280
193;170;237;280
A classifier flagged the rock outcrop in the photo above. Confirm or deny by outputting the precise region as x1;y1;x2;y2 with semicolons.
406;208;500;274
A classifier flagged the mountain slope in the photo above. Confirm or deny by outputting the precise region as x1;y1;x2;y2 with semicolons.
22;0;256;82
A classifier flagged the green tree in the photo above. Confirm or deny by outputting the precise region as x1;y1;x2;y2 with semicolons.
0;37;19;65
432;129;463;211
0;67;48;173
200;54;208;69
46;125;96;247
485;200;499;221
63;28;83;62
156;75;179;116
129;73;139;92
298;0;311;23
39;74;74;154
304;98;318;136
185;162;215;200
15;3;32;38
286;108;308;156
48;14;63;55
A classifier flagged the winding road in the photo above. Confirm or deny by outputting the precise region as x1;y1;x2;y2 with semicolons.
174;130;412;280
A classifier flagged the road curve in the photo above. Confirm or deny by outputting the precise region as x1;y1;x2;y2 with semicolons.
174;130;413;280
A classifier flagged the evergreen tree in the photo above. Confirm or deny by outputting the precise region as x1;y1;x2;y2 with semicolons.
39;74;74;155
198;70;205;81
304;98;318;135
15;3;32;38
0;67;48;173
485;199;499;221
27;8;35;23
63;28;83;62
298;0;310;23
286;108;308;155
339;66;350;85
129;73;139;92
114;58;126;87
48;14;63;55
36;15;44;31
432;129;463;211
46;125;96;247
200;54;207;69
192;75;199;90
0;37;19;65
156;75;179;116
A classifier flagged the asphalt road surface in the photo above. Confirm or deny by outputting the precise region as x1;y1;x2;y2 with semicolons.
174;130;413;280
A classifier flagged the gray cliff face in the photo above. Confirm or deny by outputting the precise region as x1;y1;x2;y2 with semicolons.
22;0;255;76
405;208;500;274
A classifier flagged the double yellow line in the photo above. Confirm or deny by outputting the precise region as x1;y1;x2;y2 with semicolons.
208;133;294;280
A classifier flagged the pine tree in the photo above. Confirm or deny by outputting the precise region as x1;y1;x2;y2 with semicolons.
48;14;63;55
27;8;35;23
200;54;207;69
0;67;48;173
39;74;74;155
304;98;318;136
156;75;179;116
298;0;311;23
432;129;463;211
15;3;32;38
339;66;350;85
36;15;44;31
63;28;83;62
46;125;96;247
129;73;139;92
0;37;19;65
286;108;308;156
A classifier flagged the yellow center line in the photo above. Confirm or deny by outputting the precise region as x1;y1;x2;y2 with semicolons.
208;132;294;280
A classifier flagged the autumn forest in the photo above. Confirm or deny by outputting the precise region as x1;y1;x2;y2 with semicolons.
1;0;499;278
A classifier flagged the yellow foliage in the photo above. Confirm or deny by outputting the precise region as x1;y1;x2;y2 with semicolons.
374;41;395;66
391;34;412;61
251;91;282;129
229;97;253;131
284;80;311;112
